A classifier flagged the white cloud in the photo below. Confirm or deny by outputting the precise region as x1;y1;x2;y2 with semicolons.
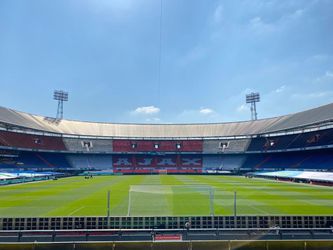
250;16;263;26
237;104;249;113
210;0;317;42
199;108;214;115
176;108;222;122
305;54;331;64
325;71;333;78
226;88;256;117
248;16;277;34
313;70;333;84
289;8;305;19
275;85;286;93
132;105;160;115
213;4;224;24
248;6;307;35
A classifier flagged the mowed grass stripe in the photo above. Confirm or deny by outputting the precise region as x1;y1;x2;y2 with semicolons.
45;176;142;216
109;175;146;216
0;177;118;217
0;175;332;217
169;175;211;216
174;175;333;215
129;175;171;216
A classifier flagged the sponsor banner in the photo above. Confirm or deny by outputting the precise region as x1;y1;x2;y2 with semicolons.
154;234;182;241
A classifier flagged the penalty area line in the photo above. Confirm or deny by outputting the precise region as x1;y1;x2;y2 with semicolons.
68;206;85;216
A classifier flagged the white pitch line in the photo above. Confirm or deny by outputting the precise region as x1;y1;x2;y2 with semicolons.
68;206;85;216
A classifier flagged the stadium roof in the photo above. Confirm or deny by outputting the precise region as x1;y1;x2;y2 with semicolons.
0;103;333;138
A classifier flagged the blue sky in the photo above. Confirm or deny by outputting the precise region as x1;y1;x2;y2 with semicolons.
0;0;333;123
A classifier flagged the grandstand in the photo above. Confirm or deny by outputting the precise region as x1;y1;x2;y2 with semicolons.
0;103;333;174
1;103;333;248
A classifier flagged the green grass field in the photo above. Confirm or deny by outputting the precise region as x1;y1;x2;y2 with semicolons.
0;175;333;217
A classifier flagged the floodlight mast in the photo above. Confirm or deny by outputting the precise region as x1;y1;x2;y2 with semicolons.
246;92;260;120
53;90;69;120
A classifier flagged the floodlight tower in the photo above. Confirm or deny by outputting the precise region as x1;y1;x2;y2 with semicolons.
53;90;69;120
246;92;260;120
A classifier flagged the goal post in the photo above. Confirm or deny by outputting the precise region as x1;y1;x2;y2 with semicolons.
127;185;215;216
209;187;215;216
158;169;168;175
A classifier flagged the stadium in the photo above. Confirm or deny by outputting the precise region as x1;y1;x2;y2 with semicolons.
0;103;333;249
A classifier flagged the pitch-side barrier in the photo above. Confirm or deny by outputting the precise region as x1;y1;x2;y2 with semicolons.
1;216;332;231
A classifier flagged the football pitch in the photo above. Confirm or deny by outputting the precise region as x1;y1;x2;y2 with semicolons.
0;175;332;217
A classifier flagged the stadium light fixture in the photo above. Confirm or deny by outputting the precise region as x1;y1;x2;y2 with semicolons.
53;90;69;120
246;92;260;120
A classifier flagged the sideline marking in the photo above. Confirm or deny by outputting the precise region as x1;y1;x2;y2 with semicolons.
68;206;85;216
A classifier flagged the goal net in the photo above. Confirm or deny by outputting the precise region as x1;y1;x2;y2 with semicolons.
127;185;215;216
158;169;168;175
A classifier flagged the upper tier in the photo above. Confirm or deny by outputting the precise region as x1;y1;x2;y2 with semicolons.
0;103;333;138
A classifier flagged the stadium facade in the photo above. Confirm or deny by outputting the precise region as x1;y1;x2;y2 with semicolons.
0;103;333;174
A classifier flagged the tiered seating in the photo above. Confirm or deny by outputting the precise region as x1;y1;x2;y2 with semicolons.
0;131;66;151
203;139;250;153
243;150;333;170
202;155;246;172
0;152;71;169
66;155;113;169
289;129;333;148
247;134;296;151
63;138;113;153
247;128;333;151
113;140;203;152
114;168;201;174
112;155;203;174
